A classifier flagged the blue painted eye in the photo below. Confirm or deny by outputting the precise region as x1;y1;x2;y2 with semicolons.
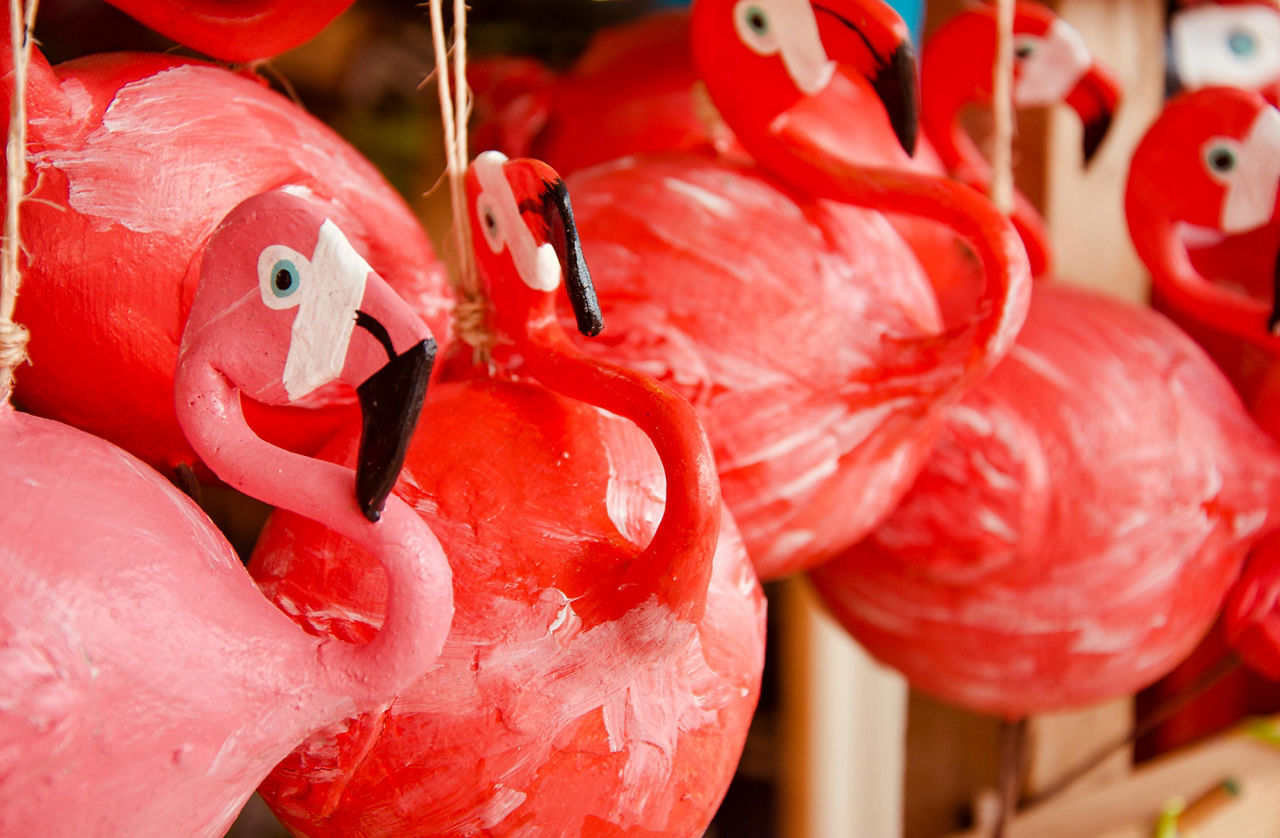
1229;30;1257;56
271;259;300;298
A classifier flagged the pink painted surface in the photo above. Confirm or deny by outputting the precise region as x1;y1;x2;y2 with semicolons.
248;156;766;836
102;0;356;62
0;191;452;835
3;42;451;479
810;282;1280;717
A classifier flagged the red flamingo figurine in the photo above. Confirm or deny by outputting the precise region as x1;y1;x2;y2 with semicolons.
1164;1;1280;306
806;87;1280;718
543;0;1030;580
100;0;356;62
0;190;453;836
1131;87;1280;432
919;0;1119;281
2;37;451;478
249;153;766;837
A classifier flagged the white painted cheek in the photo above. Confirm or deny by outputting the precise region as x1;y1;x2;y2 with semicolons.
282;219;369;400
1171;6;1280;90
1013;21;1090;107
1222;108;1280;234
737;0;835;96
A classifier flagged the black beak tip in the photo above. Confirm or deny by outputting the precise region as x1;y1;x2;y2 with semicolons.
876;41;920;157
577;308;604;338
354;336;436;524
1082;112;1113;166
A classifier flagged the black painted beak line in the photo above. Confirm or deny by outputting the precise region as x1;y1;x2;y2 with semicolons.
353;327;436;522
1082;108;1114;166
874;41;920;157
813;3;920;157
542;177;604;337
1270;247;1280;336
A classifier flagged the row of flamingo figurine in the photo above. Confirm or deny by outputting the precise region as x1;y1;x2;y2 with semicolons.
5;0;1280;835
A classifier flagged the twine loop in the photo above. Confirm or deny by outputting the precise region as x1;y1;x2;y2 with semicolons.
0;319;28;370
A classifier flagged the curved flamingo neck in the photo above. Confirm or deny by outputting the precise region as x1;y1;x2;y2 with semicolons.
739;116;1032;383
1128;203;1280;354
174;351;453;708
921;56;1054;278
516;328;718;624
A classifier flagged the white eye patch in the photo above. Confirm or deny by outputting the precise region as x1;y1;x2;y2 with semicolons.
1219;105;1280;234
1013;19;1091;107
1172;5;1280;91
732;0;836;96
258;218;370;400
472;150;561;292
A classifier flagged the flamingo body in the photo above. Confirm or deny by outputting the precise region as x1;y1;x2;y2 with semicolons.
809;283;1280;717
1;191;452;835
102;0;356;62
252;380;765;836
563;154;952;579
8;49;451;477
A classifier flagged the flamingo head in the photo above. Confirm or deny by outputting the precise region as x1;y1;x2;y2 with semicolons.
923;1;1120;164
1168;1;1280;101
1128;86;1280;238
690;0;919;155
465;151;603;357
180;190;436;521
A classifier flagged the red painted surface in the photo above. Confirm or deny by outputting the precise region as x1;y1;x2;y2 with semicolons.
102;0;355;62
810;282;1280;717
0;192;452;835
462;0;1033;581
250;157;766;836
4;41;451;480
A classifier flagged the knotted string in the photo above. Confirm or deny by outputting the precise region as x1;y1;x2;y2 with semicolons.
428;0;491;361
989;0;1015;215
0;0;37;402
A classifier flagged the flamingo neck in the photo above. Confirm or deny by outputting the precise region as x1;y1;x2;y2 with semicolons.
174;353;453;708
921;66;1054;278
1128;207;1280;354
739;117;1032;383
517;328;718;624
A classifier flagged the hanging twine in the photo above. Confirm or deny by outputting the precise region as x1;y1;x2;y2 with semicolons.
428;0;490;360
0;0;37;402
989;0;1015;215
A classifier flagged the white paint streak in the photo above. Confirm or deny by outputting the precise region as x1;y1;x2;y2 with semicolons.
662;177;737;217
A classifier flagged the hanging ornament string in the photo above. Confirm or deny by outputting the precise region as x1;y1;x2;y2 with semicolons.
0;0;37;402
989;0;1015;215
428;0;490;361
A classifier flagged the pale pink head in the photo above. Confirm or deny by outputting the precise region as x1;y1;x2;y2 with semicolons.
178;190;436;520
690;0;920;155
465;151;603;356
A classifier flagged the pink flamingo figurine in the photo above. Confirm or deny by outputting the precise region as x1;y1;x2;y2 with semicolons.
248;152;766;837
101;0;357;63
0;190;453;836
2;33;451;479
807;87;1280;718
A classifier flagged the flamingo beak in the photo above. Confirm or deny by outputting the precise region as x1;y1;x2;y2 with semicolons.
812;0;920;155
349;278;437;522
538;177;603;337
1063;63;1120;165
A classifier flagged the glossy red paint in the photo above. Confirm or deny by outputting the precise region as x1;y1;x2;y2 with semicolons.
102;0;355;62
809;282;1280;717
3;41;451;480
0;192;451;836
249;156;766;837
